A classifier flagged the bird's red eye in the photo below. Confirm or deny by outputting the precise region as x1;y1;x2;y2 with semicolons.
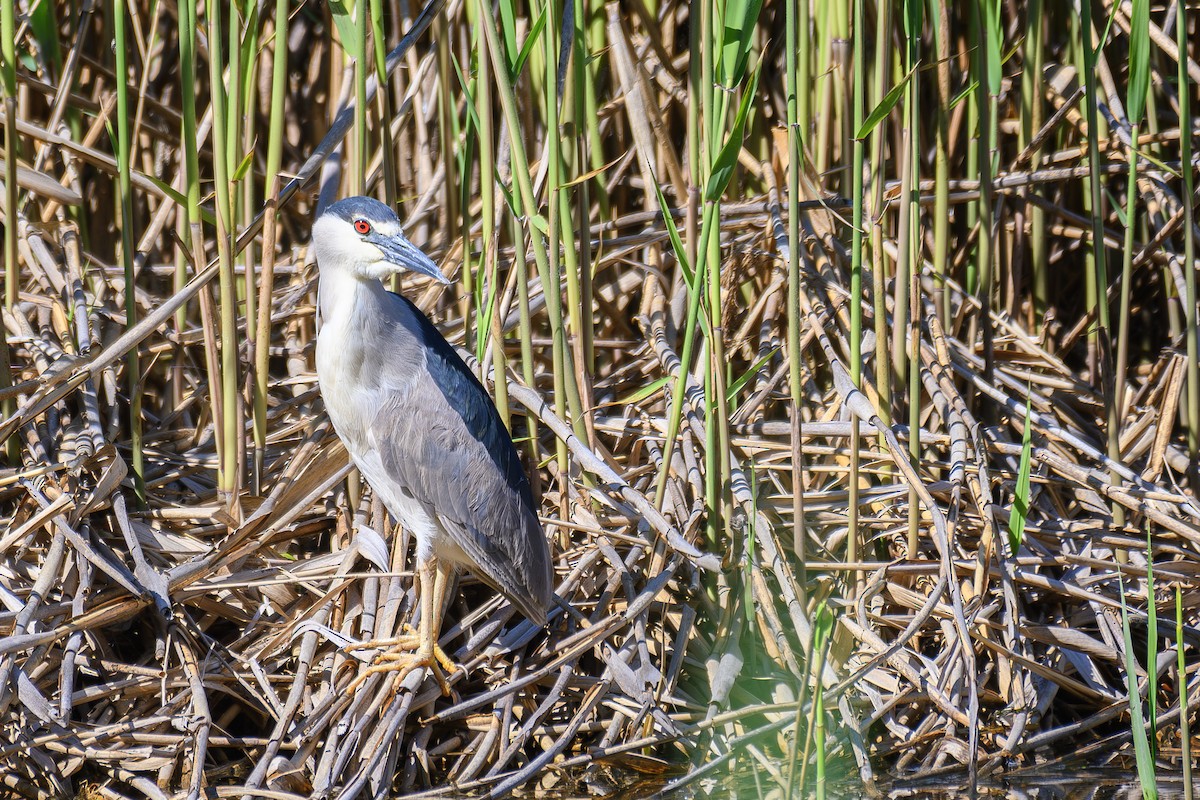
354;219;371;235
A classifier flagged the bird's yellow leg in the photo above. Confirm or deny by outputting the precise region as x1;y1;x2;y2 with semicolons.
426;557;457;676
344;556;457;695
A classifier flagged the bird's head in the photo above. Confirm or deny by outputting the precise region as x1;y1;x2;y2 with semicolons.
312;196;451;284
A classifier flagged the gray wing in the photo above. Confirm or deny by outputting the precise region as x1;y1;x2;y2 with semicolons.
366;296;551;623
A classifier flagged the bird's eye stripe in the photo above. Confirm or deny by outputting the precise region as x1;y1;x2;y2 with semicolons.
354;219;372;234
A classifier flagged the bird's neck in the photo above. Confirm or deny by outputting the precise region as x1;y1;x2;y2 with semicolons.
317;269;386;330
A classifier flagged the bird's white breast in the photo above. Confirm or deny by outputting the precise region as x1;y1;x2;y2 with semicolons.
315;275;441;558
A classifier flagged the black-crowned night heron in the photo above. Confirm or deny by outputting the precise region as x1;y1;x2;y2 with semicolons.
312;196;552;691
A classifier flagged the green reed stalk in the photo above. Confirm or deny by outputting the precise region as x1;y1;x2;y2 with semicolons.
652;12;760;536
846;0;866;577
960;2;979;297
1008;389;1033;555
1077;0;1118;528
225;0;247;201
812;2;831;178
179;0;212;494
897;0;921;553
891;5;916;383
742;465;759;632
496;3;540;470
177;0;202;299
835;2;851;201
1118;565;1158;800
454;56;476;356
705;0;760;549
480;3;585;473
973;0;998;392
812;602;832;798
869;0;891;426
787;0;808;592
511;210;538;434
113;0;144;502
655;7;711;511
0;0;18;461
1177;585;1193;800
547;0;593;448
1143;83;1183;346
1179;0;1198;473
524;12;547;122
1065;15;1096;345
786;624;815;795
1114;130;1141;433
369;0;395;207
701;196;727;550
352;0;367;194
254;0;290;493
545;0;567;459
541;0;584;468
207;0;239;495
1146;527;1158;760
700;0;720;551
578;0;609;222
173;0;196;415
932;0;950;325
814;663;826;798
687;2;700;203
232;0;258;491
470;0;509;426
1021;0;1046;316
237;0;258;356
1116;0;1148;534
812;1;839;180
570;0;595;379
797;0;810;141
653;208;710;513
1;0;14;314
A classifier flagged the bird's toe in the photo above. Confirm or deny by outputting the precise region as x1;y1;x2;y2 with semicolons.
344;636;457;697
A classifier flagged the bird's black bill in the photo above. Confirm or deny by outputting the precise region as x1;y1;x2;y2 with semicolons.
380;236;453;285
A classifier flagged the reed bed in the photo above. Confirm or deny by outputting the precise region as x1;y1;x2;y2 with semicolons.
0;0;1198;797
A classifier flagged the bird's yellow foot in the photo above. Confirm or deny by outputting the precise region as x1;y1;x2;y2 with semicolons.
344;629;457;696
